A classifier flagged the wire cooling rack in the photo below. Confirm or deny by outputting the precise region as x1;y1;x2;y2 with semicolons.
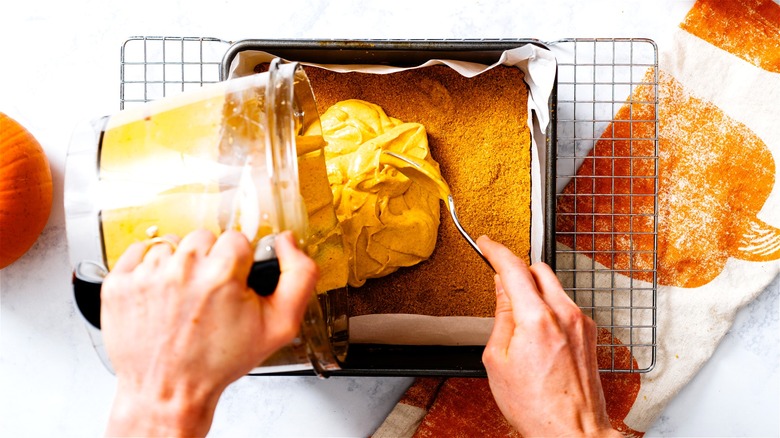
120;37;231;109
549;38;658;373
118;36;658;373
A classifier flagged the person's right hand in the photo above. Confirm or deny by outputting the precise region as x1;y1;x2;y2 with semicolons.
478;235;619;438
102;229;317;437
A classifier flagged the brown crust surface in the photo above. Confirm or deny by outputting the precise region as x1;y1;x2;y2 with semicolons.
303;64;531;317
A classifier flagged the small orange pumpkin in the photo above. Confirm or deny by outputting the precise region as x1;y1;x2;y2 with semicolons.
0;113;53;269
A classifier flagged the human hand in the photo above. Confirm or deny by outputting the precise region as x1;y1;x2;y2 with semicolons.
478;235;618;438
102;229;317;437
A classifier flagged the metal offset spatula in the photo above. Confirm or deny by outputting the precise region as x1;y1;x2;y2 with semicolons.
379;150;493;270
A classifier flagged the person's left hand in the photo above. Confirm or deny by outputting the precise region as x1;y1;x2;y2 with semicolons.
102;229;317;437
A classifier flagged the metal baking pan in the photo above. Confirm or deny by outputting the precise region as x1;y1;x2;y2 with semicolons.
221;39;558;377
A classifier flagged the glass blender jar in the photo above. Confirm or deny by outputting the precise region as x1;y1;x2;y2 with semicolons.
65;59;347;376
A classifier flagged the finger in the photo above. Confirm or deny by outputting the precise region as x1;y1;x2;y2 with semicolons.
206;230;254;282
161;233;181;246
174;229;217;263
263;231;318;337
485;274;515;355
529;262;598;379
585;324;603;381
528;263;579;316
112;241;149;273
477;235;546;321
528;262;588;349
142;235;178;267
166;229;217;282
178;229;214;253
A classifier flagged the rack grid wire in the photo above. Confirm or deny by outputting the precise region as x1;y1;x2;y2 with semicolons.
550;38;658;373
118;36;659;373
120;36;231;109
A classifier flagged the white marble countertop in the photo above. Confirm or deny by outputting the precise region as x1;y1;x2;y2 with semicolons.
1;0;778;436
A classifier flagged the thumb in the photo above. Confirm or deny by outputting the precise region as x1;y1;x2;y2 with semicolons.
263;232;319;340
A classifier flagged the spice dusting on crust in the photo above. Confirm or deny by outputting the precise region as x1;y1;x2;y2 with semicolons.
304;65;532;317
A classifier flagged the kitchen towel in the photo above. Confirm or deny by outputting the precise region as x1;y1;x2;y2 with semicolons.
373;0;780;436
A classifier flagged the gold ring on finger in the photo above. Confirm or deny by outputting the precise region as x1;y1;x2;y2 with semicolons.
145;236;178;253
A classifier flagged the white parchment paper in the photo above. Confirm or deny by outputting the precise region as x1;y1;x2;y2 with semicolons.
228;45;557;346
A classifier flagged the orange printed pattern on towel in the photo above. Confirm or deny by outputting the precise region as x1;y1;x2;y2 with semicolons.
558;69;779;288
598;328;643;437
656;71;778;286
412;378;518;438
681;0;780;73
398;377;445;410
556;71;658;284
408;330;644;437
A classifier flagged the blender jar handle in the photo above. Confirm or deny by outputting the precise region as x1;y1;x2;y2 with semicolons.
247;259;281;296
72;259;281;330
72;261;106;329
